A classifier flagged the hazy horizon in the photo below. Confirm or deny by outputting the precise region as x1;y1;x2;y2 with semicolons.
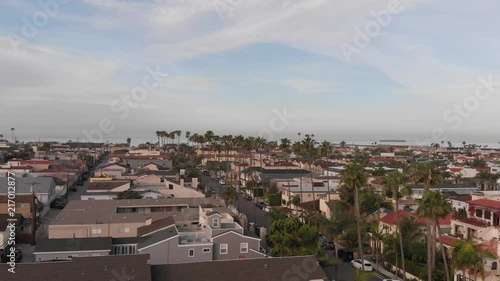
2;0;500;144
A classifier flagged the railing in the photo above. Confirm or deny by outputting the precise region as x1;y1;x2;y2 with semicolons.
456;217;489;227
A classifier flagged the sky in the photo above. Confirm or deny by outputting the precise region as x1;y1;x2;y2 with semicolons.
1;0;500;145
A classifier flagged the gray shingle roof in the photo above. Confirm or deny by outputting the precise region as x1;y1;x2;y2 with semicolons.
138;226;178;249
151;256;328;281
0;177;55;194
0;254;152;281
34;237;112;253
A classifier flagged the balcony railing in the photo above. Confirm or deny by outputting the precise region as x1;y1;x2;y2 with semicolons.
456;217;489;227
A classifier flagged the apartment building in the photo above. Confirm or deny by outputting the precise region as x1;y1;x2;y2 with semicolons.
48;198;224;239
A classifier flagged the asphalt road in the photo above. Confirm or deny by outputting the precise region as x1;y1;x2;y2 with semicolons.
200;175;273;230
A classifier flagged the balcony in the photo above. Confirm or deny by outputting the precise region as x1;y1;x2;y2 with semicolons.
456;217;489;228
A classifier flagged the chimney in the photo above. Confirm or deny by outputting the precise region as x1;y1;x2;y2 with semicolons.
145;217;152;225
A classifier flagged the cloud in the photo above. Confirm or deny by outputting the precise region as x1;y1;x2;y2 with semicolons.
282;79;335;96
161;76;219;92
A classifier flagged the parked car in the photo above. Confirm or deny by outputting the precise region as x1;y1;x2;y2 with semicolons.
202;171;209;176
350;259;373;271
255;202;266;209
245;195;252;201
0;247;22;263
263;206;272;212
50;199;66;209
322;240;335;250
219;180;226;185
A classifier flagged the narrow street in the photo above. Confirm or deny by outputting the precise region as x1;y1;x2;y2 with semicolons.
200;175;273;230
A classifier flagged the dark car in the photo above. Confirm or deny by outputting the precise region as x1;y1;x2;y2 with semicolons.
202;171;209;176
322;240;335;250
0;247;22;263
255;202;266;209
245;195;252;201
50;199;66;209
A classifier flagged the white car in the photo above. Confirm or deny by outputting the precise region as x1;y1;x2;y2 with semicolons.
263;206;272;212
350;259;373;271
219;180;226;185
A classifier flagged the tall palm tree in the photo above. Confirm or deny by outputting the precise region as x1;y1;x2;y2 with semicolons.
417;191;452;281
185;131;191;145
452;238;496;280
383;171;409;280
156;131;161;146
341;163;368;270
410;163;444;280
319;140;332;156
11;128;15;143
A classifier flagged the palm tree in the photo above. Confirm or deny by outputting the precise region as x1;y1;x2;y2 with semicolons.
126;137;131;147
222;187;239;206
452;238;496;280
175;130;181;145
319;140;332;156
11;128;15;143
155;131;161;146
297;132;301;141
417;191;452;281
410;163;444;280
383;171;409;280
185;131;191;145
341;163;368;270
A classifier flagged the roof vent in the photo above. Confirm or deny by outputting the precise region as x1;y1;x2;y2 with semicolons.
264;264;268;268
81;270;85;275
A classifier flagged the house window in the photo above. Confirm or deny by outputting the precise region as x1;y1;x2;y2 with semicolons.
91;228;102;234
118;227;130;233
240;243;248;253
485;211;491;220
220;244;228;254
169;184;174;190
203;248;211;253
213;218;220;228
476;209;483;218
160;178;165;183
492;262;498;270
188;249;195;257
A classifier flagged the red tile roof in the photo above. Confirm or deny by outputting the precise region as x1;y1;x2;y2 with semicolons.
110;155;168;160
448;168;463;173
19;160;53;165
469;199;500;210
380;210;453;226
440;235;459;246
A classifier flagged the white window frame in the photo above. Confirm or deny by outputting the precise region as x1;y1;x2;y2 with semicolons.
203;248;211;253
188;249;195;257
240;243;248;254
213;218;220;228
91;228;103;234
220;244;228;255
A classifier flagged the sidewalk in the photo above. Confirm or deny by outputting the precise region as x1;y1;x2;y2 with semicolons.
374;264;400;280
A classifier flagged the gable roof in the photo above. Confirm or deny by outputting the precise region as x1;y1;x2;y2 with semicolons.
211;230;261;241
151;256;327;281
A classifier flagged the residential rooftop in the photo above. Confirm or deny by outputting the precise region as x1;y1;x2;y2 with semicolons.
34;237;112;253
151;256;327;281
